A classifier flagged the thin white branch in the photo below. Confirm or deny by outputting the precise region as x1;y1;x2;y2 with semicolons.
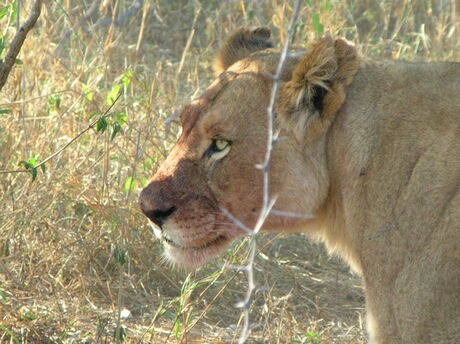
270;209;316;219
233;2;303;343
219;206;255;235
252;197;277;235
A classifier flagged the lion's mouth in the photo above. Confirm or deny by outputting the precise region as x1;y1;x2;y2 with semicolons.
162;234;227;251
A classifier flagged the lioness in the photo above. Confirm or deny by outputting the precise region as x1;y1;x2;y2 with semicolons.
139;27;460;343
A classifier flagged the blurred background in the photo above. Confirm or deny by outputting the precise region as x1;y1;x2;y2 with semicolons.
0;0;458;343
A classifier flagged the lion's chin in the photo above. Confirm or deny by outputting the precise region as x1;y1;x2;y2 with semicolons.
162;235;231;270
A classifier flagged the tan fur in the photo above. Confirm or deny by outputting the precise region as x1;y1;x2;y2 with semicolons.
140;27;460;343
213;26;273;75
277;35;360;142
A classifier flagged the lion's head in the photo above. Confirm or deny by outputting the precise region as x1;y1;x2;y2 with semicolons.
139;27;359;268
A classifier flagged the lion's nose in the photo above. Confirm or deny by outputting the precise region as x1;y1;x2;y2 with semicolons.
139;188;176;228
143;206;176;227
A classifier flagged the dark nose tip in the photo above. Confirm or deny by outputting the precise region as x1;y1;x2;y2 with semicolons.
142;206;176;227
139;187;176;227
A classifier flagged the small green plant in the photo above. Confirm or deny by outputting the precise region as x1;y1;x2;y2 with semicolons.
82;83;94;101
93;110;127;140
114;325;127;342
293;332;322;343
107;70;134;106
94;73;131;140
1;237;11;256
0;35;5;59
18;156;46;182
0;2;17;25
0;324;19;344
114;246;127;265
124;176;137;193
0;285;10;305
107;84;122;107
312;13;324;35
21;309;38;322
48;94;62;112
0;6;10;21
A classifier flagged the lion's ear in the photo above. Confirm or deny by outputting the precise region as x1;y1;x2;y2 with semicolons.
214;27;273;74
277;35;359;141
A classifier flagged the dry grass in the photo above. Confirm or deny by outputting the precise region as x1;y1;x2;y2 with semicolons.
0;0;458;343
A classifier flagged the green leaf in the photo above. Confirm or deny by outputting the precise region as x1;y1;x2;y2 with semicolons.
10;1;17;25
174;318;182;338
185;309;194;326
305;332;321;343
111;122;122;140
82;84;94;101
14;58;22;65
0;109;12;115
116;111;127;125
124;176;137;193
0;324;19;343
0;288;9;304
31;167;37;182
28;157;38;166
96;117;108;132
0;37;5;57
19;160;33;169
0;6;10;21
312;13;324;36
40;163;46;174
86;91;94;101
48;94;61;110
114;247;127;265
18;158;41;182
122;70;134;88
114;325;126;341
106;84;122;106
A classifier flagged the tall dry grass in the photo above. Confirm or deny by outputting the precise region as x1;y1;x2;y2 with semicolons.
0;0;458;343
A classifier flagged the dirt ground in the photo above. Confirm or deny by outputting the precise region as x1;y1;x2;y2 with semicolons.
1;233;366;343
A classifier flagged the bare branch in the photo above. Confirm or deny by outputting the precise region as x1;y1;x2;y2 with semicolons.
0;0;42;92
270;209;315;219
219;206;255;235
233;2;303;343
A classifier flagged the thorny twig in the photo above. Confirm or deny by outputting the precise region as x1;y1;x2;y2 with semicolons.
229;2;303;343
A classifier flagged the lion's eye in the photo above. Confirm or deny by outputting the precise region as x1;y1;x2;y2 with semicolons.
208;138;231;160
214;139;228;151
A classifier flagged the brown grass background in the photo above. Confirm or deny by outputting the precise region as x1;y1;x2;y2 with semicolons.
0;0;458;343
